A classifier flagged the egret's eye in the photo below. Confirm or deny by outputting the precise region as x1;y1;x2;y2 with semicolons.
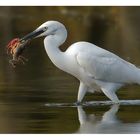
43;27;48;31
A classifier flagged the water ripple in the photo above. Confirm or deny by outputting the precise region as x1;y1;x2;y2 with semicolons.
45;100;140;107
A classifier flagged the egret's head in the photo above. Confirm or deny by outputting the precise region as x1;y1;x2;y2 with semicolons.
20;21;67;42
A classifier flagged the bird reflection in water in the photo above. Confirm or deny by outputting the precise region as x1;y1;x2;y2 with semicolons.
77;104;140;133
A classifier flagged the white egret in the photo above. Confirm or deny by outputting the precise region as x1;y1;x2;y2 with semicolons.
20;21;140;104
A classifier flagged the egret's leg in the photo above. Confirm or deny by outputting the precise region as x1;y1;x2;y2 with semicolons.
102;104;119;123
77;82;88;103
77;106;87;124
101;88;119;104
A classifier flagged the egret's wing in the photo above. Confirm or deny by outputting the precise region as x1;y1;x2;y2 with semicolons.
76;50;137;83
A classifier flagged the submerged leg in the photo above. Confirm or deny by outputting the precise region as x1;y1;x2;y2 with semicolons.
77;82;88;103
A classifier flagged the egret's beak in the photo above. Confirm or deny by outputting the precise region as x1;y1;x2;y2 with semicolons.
20;27;48;41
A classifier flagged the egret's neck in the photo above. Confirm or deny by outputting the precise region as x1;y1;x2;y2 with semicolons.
44;30;68;72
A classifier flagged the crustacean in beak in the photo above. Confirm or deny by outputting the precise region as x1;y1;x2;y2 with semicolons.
6;26;48;68
7;38;28;68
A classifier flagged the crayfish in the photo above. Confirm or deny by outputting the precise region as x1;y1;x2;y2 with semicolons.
7;38;28;68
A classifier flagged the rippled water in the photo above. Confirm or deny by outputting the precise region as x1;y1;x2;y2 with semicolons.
0;7;140;133
0;75;140;133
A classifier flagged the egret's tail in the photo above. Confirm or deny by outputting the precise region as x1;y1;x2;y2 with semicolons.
134;68;140;84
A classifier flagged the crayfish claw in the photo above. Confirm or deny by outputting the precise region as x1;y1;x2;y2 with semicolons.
9;59;18;68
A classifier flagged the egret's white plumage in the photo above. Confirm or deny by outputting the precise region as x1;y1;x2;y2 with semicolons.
32;21;140;103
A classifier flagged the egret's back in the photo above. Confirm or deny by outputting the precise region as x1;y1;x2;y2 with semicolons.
66;41;140;84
